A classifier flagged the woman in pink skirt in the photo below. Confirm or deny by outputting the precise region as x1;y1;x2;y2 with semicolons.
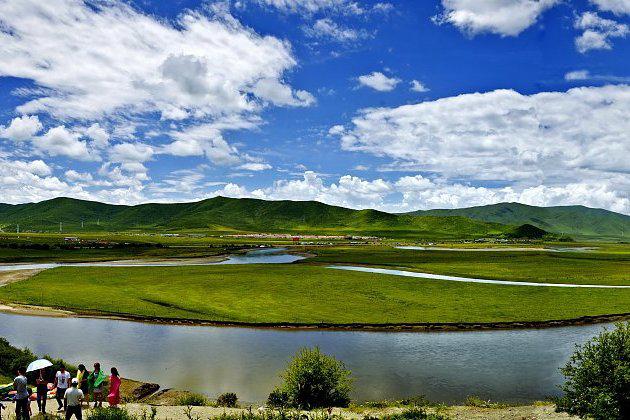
107;367;121;408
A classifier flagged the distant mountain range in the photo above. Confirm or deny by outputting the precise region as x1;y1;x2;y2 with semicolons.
410;202;629;240
0;197;627;240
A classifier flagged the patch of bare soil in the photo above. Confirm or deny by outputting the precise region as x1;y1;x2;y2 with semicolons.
0;303;75;317
0;269;42;287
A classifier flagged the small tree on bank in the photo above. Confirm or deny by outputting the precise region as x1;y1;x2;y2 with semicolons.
556;322;630;420
269;347;352;409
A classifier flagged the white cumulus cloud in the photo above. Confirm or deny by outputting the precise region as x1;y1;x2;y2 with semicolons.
574;12;629;53
410;80;430;93
34;126;94;161
435;0;559;37
208;171;630;214
238;163;273;171
590;0;630;15
357;72;401;92
331;85;630;208
0;0;312;120
0;115;43;142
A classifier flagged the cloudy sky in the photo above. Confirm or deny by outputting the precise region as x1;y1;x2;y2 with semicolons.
0;0;628;214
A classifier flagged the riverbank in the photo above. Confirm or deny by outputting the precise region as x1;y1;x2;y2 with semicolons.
2;263;630;330
0;368;579;419
1;301;629;332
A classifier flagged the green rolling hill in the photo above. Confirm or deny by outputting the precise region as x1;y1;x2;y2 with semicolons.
411;202;630;239
1;197;626;239
0;196;512;239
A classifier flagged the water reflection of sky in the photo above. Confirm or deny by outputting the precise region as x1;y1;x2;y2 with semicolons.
0;248;304;271
0;312;609;403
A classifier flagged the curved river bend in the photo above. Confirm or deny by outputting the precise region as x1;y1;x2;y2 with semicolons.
0;313;610;404
0;247;613;403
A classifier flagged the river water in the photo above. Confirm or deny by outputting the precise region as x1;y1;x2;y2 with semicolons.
0;312;610;403
0;247;304;271
0;247;612;403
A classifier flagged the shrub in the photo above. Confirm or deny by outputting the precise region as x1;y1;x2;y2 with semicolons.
375;407;448;420
217;392;239;408
274;347;352;409
87;407;137;420
399;396;432;407
266;388;289;408
556;322;630;420
0;337;35;378
0;338;75;385
216;408;344;420
362;400;390;409
139;407;157;420
356;396;431;410
176;393;209;406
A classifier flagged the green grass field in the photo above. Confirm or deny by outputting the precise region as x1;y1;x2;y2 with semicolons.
306;246;630;285
1;264;630;325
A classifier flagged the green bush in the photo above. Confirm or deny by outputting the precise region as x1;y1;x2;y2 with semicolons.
556;322;630;419
217;392;239;408
267;388;290;408
398;396;432;407
362;400;390;409
87;407;137;420
216;408;343;420
358;396;431;410
274;347;352;409
176;393;209;406
369;407;448;420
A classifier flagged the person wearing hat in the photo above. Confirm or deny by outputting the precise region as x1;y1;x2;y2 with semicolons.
64;378;84;420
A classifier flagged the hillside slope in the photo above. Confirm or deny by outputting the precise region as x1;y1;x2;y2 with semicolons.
0;197;509;239
412;202;629;239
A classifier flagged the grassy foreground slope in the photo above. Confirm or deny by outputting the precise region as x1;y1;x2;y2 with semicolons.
1;265;630;325
308;246;630;285
413;202;630;239
0;196;509;238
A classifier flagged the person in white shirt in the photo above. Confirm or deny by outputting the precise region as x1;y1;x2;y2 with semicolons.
64;378;84;420
54;364;71;411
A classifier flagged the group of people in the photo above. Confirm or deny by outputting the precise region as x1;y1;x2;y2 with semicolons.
12;362;122;420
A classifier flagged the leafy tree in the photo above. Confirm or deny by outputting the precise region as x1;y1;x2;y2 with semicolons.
271;347;352;409
556;322;630;419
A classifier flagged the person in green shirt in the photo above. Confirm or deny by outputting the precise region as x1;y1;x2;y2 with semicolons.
87;363;107;409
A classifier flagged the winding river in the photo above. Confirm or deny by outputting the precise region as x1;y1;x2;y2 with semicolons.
0;247;305;272
0;247;616;403
0;312;610;403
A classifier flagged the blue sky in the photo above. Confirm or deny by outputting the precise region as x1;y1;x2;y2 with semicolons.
0;0;628;213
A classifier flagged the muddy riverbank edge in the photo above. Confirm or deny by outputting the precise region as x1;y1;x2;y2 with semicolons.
1;301;628;332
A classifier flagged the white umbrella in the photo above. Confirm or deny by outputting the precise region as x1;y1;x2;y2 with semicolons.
26;359;53;373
